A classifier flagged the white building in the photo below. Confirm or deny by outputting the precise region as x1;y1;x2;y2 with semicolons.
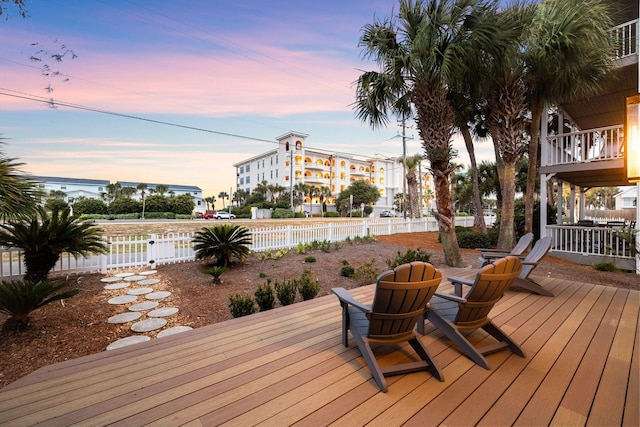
32;176;205;214
233;131;434;214
32;176;110;203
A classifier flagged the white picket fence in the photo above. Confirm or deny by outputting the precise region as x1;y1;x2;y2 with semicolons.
0;216;482;279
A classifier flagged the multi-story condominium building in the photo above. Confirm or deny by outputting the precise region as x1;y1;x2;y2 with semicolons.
32;176;205;214
233;131;434;214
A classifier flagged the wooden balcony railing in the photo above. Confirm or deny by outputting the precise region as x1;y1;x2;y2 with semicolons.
543;124;624;167
611;19;638;60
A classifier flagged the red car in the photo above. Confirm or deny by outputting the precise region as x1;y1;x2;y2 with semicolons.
203;211;215;219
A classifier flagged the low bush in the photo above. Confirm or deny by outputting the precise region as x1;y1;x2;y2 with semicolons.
273;208;295;219
457;230;491;249
340;260;355;277
275;279;297;305
353;258;378;284
228;293;256;318
296;270;320;300
304;256;316;263
254;281;276;311
323;211;340;217
204;266;228;284
386;248;432;269
592;262;617;272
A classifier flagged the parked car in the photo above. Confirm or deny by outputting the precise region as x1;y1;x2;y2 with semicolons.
203;211;215;219
214;211;236;220
380;210;395;218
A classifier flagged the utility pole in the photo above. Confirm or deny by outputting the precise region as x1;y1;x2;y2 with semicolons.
401;114;408;219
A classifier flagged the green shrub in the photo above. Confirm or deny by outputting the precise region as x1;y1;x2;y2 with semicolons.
592;262;617;272
228;294;256;318
297;270;320;300
304;255;316;263
294;242;308;254
273;208;295;219
275;279;298;305
340;260;355;277
254;281;276;311
323;211;340;217
386;248;432;269
193;224;252;267
353;258;378;284
0;280;79;331
457;230;491;249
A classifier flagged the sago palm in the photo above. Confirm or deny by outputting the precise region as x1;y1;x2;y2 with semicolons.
0;206;107;283
193;224;252;267
0;141;41;220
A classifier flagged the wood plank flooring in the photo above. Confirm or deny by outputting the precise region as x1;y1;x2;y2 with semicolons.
0;270;637;426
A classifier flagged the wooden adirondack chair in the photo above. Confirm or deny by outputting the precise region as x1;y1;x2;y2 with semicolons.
332;262;444;392
417;256;525;370
477;232;534;266
510;236;554;297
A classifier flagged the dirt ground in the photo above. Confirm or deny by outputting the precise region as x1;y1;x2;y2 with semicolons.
0;230;638;388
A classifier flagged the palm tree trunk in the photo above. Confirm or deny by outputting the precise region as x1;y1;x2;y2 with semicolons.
460;123;487;233
497;161;517;249
524;100;544;235
433;168;464;267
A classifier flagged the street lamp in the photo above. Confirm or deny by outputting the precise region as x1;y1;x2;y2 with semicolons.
625;95;640;183
141;190;146;220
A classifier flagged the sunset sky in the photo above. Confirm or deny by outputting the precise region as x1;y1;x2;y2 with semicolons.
0;0;496;198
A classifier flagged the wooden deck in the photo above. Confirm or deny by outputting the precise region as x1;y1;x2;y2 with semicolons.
0;270;638;426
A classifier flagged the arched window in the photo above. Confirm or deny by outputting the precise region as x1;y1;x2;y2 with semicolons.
340;160;346;167
295;140;302;150
305;157;312;163
305;170;312;177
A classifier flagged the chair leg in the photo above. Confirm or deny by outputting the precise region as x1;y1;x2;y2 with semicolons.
510;277;554;297
416;313;426;335
340;303;349;347
409;337;444;381
427;311;490;369
482;322;526;357
351;333;388;392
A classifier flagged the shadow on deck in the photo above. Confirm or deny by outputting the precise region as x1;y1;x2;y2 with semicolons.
0;269;638;426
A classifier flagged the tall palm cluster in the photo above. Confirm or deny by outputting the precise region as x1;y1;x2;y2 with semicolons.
354;0;616;265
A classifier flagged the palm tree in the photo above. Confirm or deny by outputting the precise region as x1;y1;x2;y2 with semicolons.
153;184;169;196
521;0;616;235
120;186;136;198
105;183;122;203
0;206;107;283
204;196;216;211
137;183;148;219
218;192;229;209
0;144;41;220
354;0;497;267
193;224;252;268
398;154;423;218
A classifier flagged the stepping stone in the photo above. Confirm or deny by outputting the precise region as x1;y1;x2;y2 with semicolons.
108;312;142;324
114;272;135;278
127;287;154;296
100;277;121;283
103;282;130;290
139;270;157;276
131;318;167;332
107;295;138;305
146;291;171;300
136;278;160;286
157;326;193;338
107;335;150;351
148;307;179;317
128;301;159;311
124;275;146;282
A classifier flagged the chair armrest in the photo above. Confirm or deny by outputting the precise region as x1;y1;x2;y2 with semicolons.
434;291;466;303
476;247;509;253
331;287;370;313
448;276;474;287
521;261;540;266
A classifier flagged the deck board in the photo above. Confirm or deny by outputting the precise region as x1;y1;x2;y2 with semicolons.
0;271;637;426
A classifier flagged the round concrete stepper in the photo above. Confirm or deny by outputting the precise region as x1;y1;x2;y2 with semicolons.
139;270;157;276
157;326;193;338
108;312;142;324
131;318;167;332
145;291;171;300
128;301;159;311
107;335;150;351
127;287;154;296
100;277;122;283
114;272;135;278
136;278;160;286
124;275;147;282
103;282;130;290
148;307;179;318
107;295;138;305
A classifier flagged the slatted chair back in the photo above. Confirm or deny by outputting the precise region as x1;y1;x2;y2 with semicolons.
520;236;552;279
454;256;522;330
511;232;534;255
368;262;442;343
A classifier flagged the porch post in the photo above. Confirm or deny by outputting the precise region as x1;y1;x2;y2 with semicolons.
540;174;548;238
556;180;563;225
579;188;586;221
569;185;576;223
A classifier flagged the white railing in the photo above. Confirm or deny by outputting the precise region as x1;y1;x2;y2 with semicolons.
544;124;624;167
0;217;484;279
611;19;638;60
547;224;636;259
